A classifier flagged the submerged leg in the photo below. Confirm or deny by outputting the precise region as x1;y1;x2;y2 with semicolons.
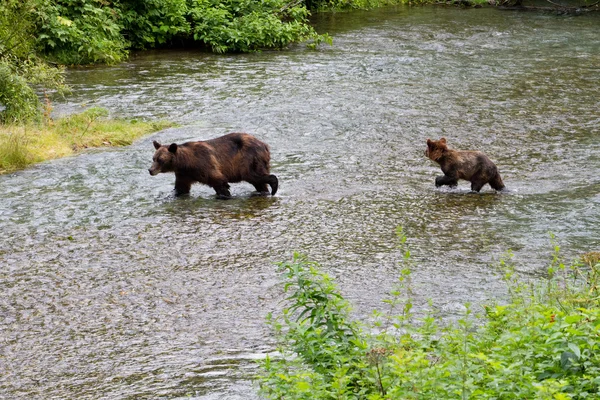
252;183;270;194
435;175;458;188
470;180;485;193
214;182;231;199
174;177;192;196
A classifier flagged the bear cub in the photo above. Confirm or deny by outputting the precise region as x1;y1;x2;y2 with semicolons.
425;137;505;192
149;132;278;198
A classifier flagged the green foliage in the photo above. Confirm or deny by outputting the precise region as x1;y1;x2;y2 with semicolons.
35;0;129;64
118;0;190;50
30;0;335;62
259;233;600;399
0;0;66;123
189;0;320;53
0;62;41;124
0;0;37;60
261;254;370;399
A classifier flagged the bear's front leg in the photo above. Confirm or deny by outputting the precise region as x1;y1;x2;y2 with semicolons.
174;176;192;196
435;175;458;187
470;180;485;193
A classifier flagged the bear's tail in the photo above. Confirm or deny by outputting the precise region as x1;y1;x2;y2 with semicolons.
268;175;278;196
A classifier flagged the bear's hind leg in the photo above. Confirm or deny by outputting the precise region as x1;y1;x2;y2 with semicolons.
252;183;269;195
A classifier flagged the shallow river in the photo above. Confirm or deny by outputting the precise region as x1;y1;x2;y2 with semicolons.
2;6;600;399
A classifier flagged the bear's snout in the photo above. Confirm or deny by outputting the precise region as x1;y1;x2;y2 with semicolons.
148;168;158;176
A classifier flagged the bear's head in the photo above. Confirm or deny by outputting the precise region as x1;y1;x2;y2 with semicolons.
148;141;178;176
425;137;448;162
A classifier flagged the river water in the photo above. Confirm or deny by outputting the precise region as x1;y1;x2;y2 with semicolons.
1;6;599;399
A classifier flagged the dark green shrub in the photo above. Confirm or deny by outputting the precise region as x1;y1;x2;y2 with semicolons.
118;0;190;49
35;0;129;64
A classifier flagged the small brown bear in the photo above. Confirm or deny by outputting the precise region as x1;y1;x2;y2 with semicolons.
425;137;505;192
149;132;278;198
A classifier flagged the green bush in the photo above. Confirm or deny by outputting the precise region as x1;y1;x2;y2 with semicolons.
189;0;320;53
31;0;331;62
0;0;66;123
259;232;600;399
0;62;41;124
35;0;129;64
118;0;191;50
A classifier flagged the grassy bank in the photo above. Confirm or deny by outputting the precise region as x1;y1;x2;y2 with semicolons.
259;230;600;399
0;107;175;174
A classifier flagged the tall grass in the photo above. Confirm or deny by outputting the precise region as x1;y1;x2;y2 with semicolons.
0;130;31;171
0;107;174;174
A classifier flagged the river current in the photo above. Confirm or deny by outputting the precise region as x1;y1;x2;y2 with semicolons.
1;6;599;399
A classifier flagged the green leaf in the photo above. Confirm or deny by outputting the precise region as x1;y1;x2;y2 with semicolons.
560;351;577;369
565;315;583;324
567;343;581;359
295;381;310;392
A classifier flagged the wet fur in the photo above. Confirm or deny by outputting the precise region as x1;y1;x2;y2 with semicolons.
149;133;278;198
425;137;505;192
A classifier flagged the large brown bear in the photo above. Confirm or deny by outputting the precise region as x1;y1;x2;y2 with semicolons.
425;137;505;192
149;132;278;198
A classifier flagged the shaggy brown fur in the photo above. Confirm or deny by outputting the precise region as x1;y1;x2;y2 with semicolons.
149;132;278;198
425;137;505;192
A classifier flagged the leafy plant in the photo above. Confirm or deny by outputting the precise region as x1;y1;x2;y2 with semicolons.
259;233;600;399
0;0;67;123
118;0;190;50
0;62;41;124
189;0;323;53
35;0;129;65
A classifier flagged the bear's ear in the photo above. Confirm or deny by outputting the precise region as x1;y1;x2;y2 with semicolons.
153;140;161;150
168;143;178;153
439;137;447;145
426;139;432;146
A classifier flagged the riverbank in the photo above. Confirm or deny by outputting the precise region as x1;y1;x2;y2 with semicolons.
0;107;175;174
